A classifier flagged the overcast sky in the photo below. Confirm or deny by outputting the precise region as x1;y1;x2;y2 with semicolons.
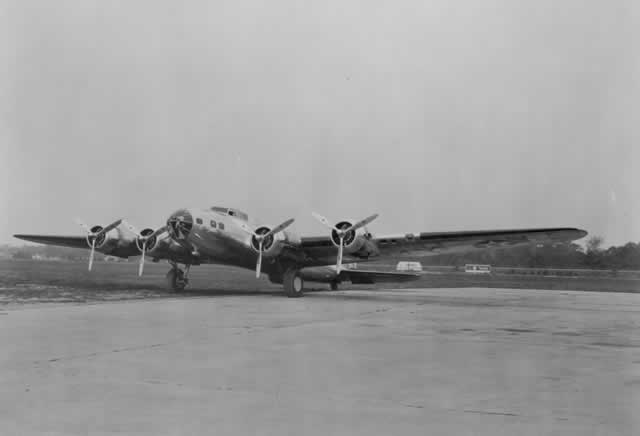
2;0;638;246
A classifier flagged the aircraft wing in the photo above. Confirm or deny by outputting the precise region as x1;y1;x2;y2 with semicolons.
13;234;89;250
369;227;587;256
12;232;196;262
299;227;587;264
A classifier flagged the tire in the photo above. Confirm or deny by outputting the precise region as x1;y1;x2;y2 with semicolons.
166;269;186;291
330;281;339;291
283;269;304;298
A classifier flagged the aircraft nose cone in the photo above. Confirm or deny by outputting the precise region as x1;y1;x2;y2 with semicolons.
167;209;193;240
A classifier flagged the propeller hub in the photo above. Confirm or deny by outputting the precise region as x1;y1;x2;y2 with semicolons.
135;228;158;252
331;221;356;246
251;226;274;251
86;226;107;248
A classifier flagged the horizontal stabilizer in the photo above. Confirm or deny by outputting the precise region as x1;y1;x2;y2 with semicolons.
300;266;420;284
341;268;421;284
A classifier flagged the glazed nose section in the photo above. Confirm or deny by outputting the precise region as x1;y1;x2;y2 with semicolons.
167;209;193;240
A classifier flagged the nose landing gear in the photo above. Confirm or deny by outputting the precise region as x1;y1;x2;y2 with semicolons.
167;261;190;291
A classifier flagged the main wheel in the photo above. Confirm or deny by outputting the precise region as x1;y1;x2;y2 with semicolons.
283;269;304;298
330;281;339;291
166;269;187;291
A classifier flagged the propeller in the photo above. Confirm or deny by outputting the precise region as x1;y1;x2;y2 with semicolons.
123;221;168;276
74;218;123;271
241;218;295;278
311;212;379;273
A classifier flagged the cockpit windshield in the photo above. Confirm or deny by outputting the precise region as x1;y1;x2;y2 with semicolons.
210;206;248;221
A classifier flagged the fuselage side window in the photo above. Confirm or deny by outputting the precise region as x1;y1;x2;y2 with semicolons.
210;220;216;228
196;218;203;225
219;222;225;230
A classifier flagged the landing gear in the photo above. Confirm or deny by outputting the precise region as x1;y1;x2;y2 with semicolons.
330;281;339;291
283;268;304;298
166;262;190;291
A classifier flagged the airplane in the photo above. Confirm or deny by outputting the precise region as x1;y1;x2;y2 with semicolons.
13;206;588;297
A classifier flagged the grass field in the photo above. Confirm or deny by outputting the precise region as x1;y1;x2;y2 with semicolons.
1;258;639;305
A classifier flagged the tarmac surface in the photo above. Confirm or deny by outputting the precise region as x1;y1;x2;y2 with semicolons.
1;287;639;435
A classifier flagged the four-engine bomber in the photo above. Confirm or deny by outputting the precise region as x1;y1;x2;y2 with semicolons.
14;206;588;297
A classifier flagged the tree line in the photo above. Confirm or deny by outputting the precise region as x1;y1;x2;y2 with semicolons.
420;236;640;270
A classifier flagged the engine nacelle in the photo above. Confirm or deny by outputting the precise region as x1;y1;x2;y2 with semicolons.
330;220;368;254
135;228;160;252
250;226;301;258
86;225;116;249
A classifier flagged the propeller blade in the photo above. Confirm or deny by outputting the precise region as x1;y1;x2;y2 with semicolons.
311;212;338;232
239;223;255;236
96;219;123;236
344;214;379;234
336;235;344;273
138;240;146;277
256;240;263;278
88;239;96;271
125;222;167;243
148;225;168;240
262;218;295;239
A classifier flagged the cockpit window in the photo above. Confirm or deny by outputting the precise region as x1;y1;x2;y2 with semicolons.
210;206;248;221
228;209;248;221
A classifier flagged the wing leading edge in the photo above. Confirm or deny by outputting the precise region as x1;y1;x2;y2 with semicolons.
299;227;587;264
373;227;588;255
13;234;89;250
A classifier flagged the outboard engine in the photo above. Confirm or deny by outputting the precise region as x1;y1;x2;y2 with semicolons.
75;218;124;271
311;212;378;272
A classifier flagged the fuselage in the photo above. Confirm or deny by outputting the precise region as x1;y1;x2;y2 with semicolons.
165;206;294;273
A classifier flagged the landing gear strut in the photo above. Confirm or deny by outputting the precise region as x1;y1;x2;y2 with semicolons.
167;261;190;291
283;268;304;298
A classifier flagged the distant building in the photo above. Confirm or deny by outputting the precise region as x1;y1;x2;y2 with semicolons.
396;261;423;272
464;264;492;274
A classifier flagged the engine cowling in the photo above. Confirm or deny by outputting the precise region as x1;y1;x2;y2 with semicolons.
135;228;160;252
329;220;368;254
250;226;300;258
85;225;118;250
